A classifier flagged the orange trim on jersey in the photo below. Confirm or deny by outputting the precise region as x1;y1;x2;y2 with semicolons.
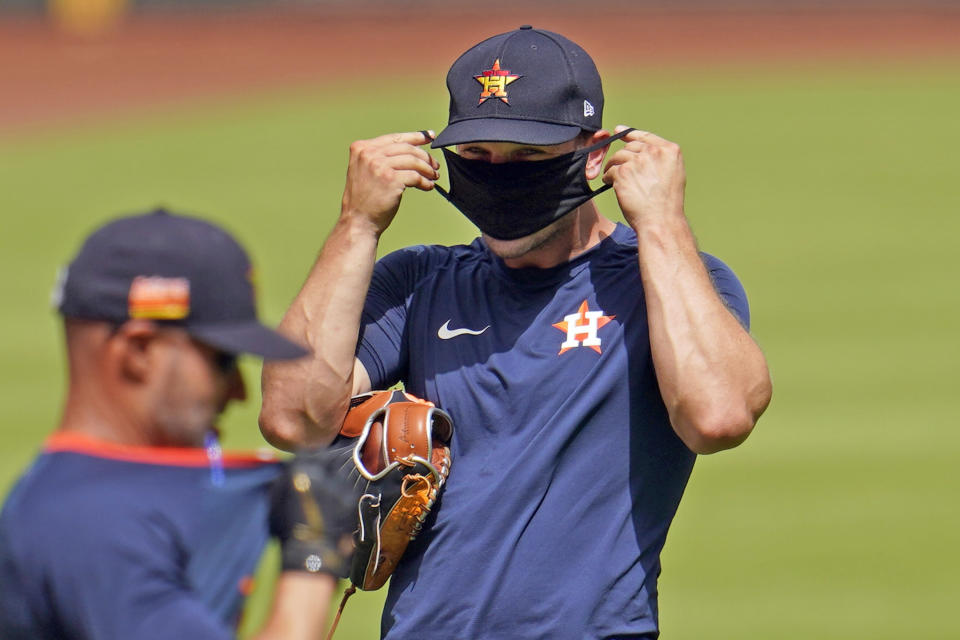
44;431;278;468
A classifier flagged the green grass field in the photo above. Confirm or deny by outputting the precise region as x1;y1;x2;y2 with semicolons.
1;62;958;638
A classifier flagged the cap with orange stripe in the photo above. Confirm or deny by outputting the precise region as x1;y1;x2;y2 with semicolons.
53;208;307;360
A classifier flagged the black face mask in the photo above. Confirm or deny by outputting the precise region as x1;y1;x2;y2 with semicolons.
434;128;634;240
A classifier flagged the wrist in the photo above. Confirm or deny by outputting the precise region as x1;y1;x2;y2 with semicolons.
625;202;686;230
337;208;387;239
256;572;336;640
632;212;697;258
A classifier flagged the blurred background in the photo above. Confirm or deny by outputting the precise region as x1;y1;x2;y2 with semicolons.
1;1;958;638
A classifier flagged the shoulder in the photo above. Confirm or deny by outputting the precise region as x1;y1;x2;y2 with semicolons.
378;240;483;270
585;223;641;270
699;252;751;328
2;450;270;638
602;223;641;260
2;453;175;542
372;240;487;290
699;252;743;291
0;454;180;603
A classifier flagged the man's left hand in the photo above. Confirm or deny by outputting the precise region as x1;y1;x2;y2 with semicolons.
601;126;687;231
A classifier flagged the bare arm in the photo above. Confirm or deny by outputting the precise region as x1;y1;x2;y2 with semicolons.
250;572;337;640
260;130;438;450
603;126;772;454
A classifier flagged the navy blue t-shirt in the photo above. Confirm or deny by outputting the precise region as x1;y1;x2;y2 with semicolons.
0;432;280;639
356;223;750;639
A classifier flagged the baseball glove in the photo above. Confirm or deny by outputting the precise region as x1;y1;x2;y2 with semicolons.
330;389;454;591
268;447;360;578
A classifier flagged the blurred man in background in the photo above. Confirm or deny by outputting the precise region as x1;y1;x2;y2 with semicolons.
0;209;353;639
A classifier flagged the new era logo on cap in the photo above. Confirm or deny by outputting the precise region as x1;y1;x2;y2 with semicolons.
433;25;604;148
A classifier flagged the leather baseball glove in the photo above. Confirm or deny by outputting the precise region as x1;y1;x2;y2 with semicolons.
330;389;454;591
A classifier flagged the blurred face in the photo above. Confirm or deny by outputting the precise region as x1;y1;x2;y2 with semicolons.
150;329;246;447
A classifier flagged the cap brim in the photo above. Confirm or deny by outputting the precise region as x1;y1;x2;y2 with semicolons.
431;119;582;148
188;322;309;360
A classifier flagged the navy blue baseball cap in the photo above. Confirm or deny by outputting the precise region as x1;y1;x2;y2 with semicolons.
432;25;603;148
54;209;308;360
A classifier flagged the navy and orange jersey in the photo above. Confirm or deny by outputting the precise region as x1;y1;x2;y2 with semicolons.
356;223;751;640
0;432;281;639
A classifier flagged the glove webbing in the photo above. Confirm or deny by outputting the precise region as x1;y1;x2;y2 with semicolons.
358;473;435;589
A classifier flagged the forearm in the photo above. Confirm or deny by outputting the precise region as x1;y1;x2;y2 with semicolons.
251;572;337;640
261;131;437;450
260;215;380;450
637;215;772;454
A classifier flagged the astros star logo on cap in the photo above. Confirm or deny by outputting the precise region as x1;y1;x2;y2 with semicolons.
474;59;521;105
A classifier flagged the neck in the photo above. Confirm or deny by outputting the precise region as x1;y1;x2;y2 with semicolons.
58;382;155;446
57;319;162;447
489;202;616;270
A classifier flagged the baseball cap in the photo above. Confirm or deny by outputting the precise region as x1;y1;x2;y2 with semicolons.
432;25;603;148
54;208;308;360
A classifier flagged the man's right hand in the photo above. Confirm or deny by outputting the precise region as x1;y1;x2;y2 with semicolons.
341;130;439;235
269;448;360;579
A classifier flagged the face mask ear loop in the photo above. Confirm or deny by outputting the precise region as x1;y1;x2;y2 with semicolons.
434;149;457;201
581;127;636;155
582;127;636;197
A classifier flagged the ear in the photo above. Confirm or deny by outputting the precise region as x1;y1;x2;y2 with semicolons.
225;366;247;403
111;320;159;383
583;129;611;181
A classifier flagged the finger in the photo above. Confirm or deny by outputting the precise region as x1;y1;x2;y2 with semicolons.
614;141;652;155
616;126;672;146
601;164;618;186
382;154;440;180
397;169;437;192
371;130;436;148
418;130;441;168
604;148;645;170
379;142;439;169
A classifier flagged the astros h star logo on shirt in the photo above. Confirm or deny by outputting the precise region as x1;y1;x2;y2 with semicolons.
552;300;615;355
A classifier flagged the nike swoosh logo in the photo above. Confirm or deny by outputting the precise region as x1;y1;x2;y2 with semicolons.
437;320;490;340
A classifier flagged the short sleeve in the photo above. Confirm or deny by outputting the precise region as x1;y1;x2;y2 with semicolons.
701;253;751;330
356;245;439;389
